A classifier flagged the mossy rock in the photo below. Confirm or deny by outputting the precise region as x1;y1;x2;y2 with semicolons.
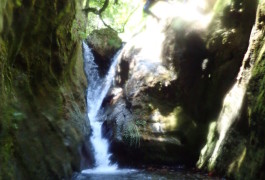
0;0;89;179
197;2;264;180
86;28;122;76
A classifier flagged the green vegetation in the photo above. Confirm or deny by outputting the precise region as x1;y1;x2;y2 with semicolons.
122;120;141;147
71;11;87;41
83;0;144;36
135;119;147;127
244;18;265;179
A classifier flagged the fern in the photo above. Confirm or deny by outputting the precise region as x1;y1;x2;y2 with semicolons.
122;120;140;147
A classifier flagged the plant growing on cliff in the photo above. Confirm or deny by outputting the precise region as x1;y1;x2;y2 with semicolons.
71;12;87;41
0;101;22;179
135;119;147;127
122;120;140;147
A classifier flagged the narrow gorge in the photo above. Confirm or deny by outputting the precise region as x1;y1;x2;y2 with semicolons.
0;0;264;179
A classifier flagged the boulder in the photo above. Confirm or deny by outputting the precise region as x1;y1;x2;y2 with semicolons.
102;11;210;166
86;28;122;76
101;0;257;169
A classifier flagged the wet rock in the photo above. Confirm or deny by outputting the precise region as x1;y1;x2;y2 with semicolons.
79;136;95;170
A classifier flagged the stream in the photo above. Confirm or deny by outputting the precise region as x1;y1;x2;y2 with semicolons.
74;168;222;180
82;42;120;173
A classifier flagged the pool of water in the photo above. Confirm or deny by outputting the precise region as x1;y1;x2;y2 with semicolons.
73;169;223;180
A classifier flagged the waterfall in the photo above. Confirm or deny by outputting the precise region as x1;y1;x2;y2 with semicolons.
82;41;121;173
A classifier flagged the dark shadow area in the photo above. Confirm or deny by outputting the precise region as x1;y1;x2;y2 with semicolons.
79;135;96;170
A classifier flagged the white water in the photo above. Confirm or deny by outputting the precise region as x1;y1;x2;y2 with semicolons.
82;41;121;173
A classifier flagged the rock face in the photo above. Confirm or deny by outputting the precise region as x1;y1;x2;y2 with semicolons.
0;0;89;179
197;1;265;180
100;0;258;170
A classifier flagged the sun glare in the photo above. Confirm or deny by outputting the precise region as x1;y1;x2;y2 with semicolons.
152;0;213;28
120;0;214;42
121;0;214;66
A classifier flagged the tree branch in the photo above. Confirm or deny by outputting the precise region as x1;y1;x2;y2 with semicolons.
82;7;99;14
98;14;117;32
82;0;137;33
82;0;109;15
99;0;109;14
119;5;139;33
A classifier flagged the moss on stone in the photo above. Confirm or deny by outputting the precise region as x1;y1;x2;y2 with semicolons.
0;0;88;179
87;28;122;59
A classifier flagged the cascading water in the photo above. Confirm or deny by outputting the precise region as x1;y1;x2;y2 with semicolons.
82;41;120;173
